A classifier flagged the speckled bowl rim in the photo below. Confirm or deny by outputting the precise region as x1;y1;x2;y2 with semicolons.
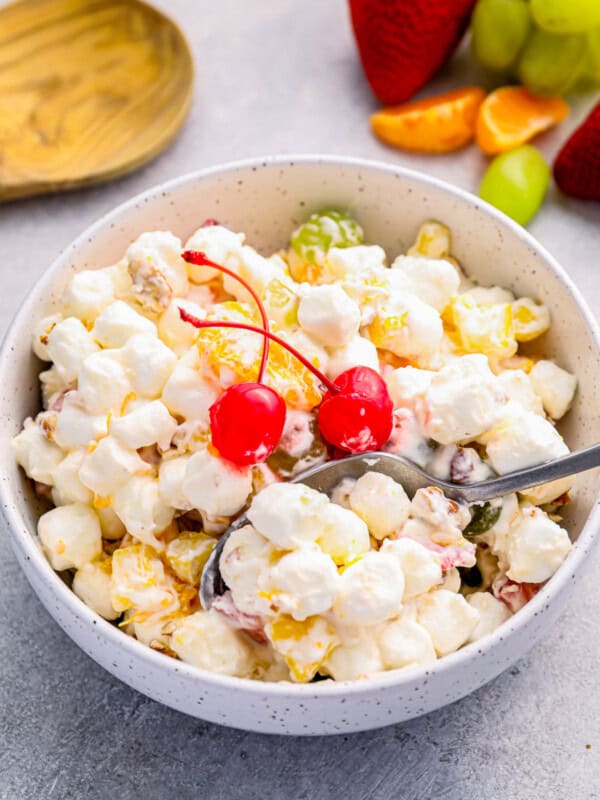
2;154;600;698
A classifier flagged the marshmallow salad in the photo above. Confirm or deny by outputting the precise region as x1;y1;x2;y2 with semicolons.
13;211;577;683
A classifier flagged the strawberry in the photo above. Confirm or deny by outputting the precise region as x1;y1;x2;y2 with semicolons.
348;0;477;105
553;101;600;201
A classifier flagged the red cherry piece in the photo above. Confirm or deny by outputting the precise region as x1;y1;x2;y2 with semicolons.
209;382;286;467
330;366;392;409
319;366;394;453
318;366;393;454
319;392;393;454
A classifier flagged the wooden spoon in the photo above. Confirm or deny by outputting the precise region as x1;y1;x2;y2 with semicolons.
0;0;194;201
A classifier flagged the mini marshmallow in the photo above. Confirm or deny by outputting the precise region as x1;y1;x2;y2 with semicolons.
54;391;108;449
325;245;386;281
112;476;175;547
161;362;218;422
220;525;275;618
73;560;119;620
326;335;380;380
390;255;460;312
95;506;126;540
497;370;544;416
158;298;204;355
467;592;511;642
386;366;433;411
484;411;570;492
325;637;384;680
247;482;329;549
12;417;64;484
40;366;69;408
158;455;193;511
529;360;577;420
111;400;177;451
126;231;188;311
51;449;93;506
317;502;370;565
182;449;252;517
467;286;515;306
266;545;340;621
184;225;245;283
333;551;405;626
417;590;479;656
381;538;442;599
79;436;149;497
62;269;116;323
298;284;361;347
505;506;571;583
92;300;156;348
222;246;281;301
420;355;507;444
77;350;133;415
32;314;63;361
368;295;443;365
349;472;411;540
38;503;102;571
171;610;255;676
47;317;100;383
377;616;437;669
122;334;177;398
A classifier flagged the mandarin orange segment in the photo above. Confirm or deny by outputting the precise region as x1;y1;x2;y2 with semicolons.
197;301;262;383
264;339;323;411
370;87;486;154
197;301;322;411
476;86;569;155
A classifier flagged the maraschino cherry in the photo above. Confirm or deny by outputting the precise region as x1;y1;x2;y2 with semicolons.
318;366;393;454
180;251;394;465
182;250;284;466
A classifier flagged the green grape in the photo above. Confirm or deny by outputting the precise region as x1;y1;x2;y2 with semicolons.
471;0;531;72
577;27;600;88
530;0;600;35
463;503;501;538
479;145;550;226
290;210;364;265
517;28;586;96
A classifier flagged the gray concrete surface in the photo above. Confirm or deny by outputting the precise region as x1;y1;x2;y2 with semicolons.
1;1;600;798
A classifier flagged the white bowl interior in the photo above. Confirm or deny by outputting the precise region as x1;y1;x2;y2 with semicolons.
2;156;600;734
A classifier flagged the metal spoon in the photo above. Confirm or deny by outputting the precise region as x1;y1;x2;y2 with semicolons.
201;443;600;609
0;0;193;201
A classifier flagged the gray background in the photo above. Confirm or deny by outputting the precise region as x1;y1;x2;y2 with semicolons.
1;1;600;798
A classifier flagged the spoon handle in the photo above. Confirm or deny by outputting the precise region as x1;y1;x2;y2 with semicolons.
458;442;600;504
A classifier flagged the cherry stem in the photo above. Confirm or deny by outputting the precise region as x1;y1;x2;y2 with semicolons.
178;308;338;394
182;250;270;383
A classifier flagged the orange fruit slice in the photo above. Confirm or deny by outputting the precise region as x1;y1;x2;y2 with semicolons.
370;87;486;154
476;86;569;155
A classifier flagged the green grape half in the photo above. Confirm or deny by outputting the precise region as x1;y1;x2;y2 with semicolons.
530;0;600;35
517;29;586;96
290;210;364;265
471;0;531;72
479;145;550;226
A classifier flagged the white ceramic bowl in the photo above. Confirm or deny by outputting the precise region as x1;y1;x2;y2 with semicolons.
2;156;600;736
